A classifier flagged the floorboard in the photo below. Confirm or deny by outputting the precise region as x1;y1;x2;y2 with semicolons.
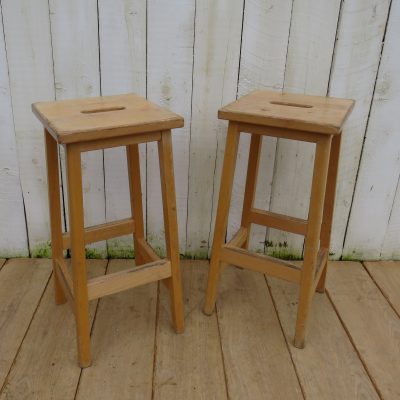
326;261;400;399
153;261;227;400
268;272;379;399
0;260;107;400
364;261;400;316
0;259;5;270
0;259;51;390
217;266;303;400
76;260;157;400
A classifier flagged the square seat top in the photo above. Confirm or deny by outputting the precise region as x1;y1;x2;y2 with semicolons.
32;93;184;144
219;91;354;135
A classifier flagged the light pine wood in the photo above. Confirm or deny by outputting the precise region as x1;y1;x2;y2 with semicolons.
268;274;379;400
45;129;67;304
158;131;184;333
240;134;262;249
220;91;354;134
62;218;135;250
32;94;183;144
66;143;91;367
87;260;171;300
0;259;51;389
0;260;106;400
364;261;400;316
327;261;400;399
204;122;240;315
317;134;341;292
127;144;146;265
153;261;227;400
217;267;303;399
76;260;156;400
295;135;332;348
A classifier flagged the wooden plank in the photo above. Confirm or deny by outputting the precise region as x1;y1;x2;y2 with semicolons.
0;259;52;389
227;0;293;253
153;261;227;399
185;0;244;258
217;266;302;399
344;0;400;259
364;261;400;315
226;227;248;248
268;273;379;400
87;260;171;300
267;0;341;258
135;238;161;263
76;260;157;400
49;0;106;257
0;259;5;271
328;0;391;258
98;0;147;257
249;208;308;236
1;0;55;255
0;9;28;257
221;246;301;283
0;260;107;400
146;0;195;255
326;261;400;399
62;218;135;250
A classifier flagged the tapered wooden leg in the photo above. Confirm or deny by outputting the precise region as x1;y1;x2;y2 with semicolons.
317;134;341;293
158;131;184;333
44;130;67;305
127;144;146;266
294;135;332;348
66;144;91;367
203;122;240;315
240;134;262;249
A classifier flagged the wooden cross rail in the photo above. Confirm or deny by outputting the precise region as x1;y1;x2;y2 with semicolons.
62;218;135;250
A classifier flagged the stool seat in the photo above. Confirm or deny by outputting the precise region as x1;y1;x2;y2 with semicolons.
32;93;183;144
218;91;354;134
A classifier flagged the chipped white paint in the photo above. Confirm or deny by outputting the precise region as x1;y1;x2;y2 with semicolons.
49;0;107;257
0;5;28;257
98;0;147;257
344;0;400;259
0;0;399;260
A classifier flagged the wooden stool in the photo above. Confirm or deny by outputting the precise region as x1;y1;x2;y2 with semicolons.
32;94;185;367
203;90;354;348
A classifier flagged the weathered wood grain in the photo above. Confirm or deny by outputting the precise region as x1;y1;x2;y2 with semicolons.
153;260;227;399
268;273;379;399
327;261;400;399
76;260;156;400
0;260;107;400
0;259;51;389
217;266;302;399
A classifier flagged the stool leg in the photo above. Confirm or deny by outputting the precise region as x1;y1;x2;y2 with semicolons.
294;135;332;348
44;130;67;305
317;134;341;293
240;134;262;249
127;144;146;266
66;144;91;367
204;122;240;315
158;130;184;333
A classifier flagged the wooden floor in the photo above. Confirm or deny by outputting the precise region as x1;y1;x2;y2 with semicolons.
0;259;399;399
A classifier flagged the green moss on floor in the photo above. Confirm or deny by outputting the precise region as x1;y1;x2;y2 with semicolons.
31;242;52;258
107;245;135;259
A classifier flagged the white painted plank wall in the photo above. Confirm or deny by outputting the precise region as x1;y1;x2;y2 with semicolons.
146;0;195;255
49;0;107;258
0;0;399;260
98;0;147;258
185;0;244;258
344;0;400;259
266;0;341;259
0;5;28;257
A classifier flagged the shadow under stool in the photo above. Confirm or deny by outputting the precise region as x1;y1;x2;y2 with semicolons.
203;90;354;348
32;93;184;367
